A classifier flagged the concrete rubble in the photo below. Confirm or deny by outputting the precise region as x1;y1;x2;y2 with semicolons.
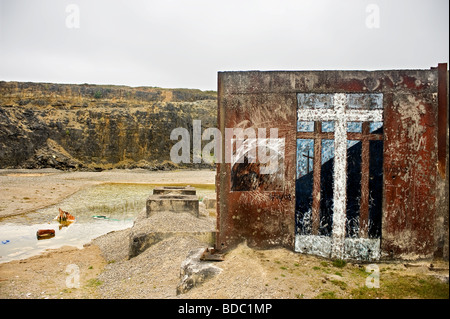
128;186;216;258
176;247;222;295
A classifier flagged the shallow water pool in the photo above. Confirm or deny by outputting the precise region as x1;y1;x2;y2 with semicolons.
0;183;215;263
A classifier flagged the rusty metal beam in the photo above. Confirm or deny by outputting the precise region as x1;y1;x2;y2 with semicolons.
297;132;383;140
347;133;383;140
359;122;370;238
311;121;322;235
296;132;334;139
438;63;448;178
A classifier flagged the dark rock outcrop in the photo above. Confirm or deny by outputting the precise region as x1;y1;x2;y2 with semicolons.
0;81;217;170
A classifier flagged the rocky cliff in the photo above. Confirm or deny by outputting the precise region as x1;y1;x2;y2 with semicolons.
0;81;217;170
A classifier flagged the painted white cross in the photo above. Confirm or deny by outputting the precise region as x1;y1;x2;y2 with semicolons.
297;93;383;259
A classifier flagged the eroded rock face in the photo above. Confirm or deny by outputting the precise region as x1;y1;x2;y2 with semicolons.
0;81;217;170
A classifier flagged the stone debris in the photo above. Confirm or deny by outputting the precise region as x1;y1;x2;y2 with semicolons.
176;247;222;295
129;186;216;258
201;196;216;210
147;186;199;218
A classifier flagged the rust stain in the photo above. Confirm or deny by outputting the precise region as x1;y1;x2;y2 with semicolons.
217;69;442;260
438;63;448;178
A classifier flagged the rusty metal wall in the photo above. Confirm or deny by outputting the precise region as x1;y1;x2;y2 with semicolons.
217;68;446;260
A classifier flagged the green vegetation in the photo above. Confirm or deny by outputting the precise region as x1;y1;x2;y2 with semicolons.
85;278;103;288
332;259;347;268
331;280;347;290
351;275;449;299
315;291;337;299
94;90;102;99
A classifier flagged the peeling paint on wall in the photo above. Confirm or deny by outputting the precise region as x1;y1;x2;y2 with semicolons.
295;93;384;260
217;68;446;260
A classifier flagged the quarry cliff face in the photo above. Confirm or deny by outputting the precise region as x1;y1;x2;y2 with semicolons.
0;81;217;170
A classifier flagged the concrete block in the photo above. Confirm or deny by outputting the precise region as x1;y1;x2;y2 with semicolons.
152;186;196;196
146;194;199;217
202;196;217;210
176;247;222;295
129;230;216;258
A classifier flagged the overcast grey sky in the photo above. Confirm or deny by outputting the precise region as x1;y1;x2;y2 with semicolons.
0;0;448;91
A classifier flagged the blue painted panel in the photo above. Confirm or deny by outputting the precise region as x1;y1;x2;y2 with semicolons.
297;121;314;132
295;139;315;235
296;139;314;178
347;122;362;133
322;121;334;132
370;121;383;133
347;93;383;109
297;93;334;109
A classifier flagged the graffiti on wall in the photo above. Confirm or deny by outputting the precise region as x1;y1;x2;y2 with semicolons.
230;134;285;192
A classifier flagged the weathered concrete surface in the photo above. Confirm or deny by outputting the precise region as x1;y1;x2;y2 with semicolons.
129;182;217;260
435;66;449;260
217;68;448;261
202;196;217;210
176;247;222;295
146;195;199;217
152;186;197;196
0;81;216;170
146;186;199;217
129;186;216;258
128;209;216;258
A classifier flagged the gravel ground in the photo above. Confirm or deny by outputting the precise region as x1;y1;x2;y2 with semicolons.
91;208;217;299
96;235;208;298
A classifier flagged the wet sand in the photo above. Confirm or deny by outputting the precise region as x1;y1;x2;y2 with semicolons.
0;168;215;219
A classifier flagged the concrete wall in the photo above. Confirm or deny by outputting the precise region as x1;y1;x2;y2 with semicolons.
217;67;448;260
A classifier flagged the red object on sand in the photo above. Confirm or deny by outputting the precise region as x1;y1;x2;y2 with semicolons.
36;229;55;239
56;208;76;222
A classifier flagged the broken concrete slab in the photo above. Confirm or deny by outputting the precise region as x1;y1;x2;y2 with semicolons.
202;196;216;210
146;186;199;218
146;194;199;217
176;247;222;295
128;209;216;259
129;186;216;258
152;186;196;195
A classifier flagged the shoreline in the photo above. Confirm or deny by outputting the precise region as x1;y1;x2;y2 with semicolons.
0;168;216;219
0;168;216;265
